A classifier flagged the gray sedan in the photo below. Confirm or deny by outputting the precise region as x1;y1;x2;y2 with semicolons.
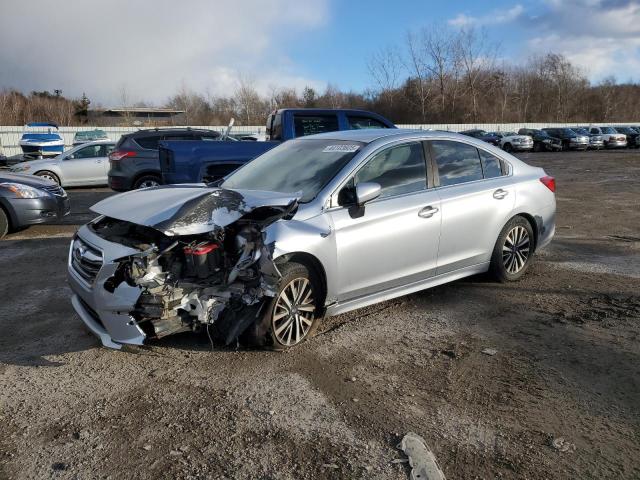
10;140;115;186
68;129;556;350
0;172;70;238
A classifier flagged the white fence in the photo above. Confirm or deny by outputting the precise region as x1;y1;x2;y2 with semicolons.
1;122;638;157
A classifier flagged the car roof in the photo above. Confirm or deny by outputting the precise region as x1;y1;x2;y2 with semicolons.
125;128;219;137
75;139;115;146
299;128;487;144
301;128;423;143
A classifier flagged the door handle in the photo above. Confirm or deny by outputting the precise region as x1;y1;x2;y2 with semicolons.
493;189;508;199
418;206;439;218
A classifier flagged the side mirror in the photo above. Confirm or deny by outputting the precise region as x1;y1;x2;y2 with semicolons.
356;182;381;206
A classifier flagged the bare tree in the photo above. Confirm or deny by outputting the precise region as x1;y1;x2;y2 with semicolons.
455;26;497;122
367;45;403;107
404;31;434;122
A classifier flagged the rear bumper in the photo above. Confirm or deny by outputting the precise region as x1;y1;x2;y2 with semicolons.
569;141;589;150
606;140;627;148
9;194;70;227
67;225;147;348
108;174;134;192
511;144;533;151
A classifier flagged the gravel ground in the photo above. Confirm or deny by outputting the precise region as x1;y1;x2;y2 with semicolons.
0;150;639;479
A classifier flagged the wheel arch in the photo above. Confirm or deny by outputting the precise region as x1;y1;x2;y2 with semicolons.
275;251;328;315
508;212;539;252
33;169;61;184
0;198;15;231
132;170;162;186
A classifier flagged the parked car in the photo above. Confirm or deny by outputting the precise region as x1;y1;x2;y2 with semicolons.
572;127;604;150
490;131;533;152
459;129;501;146
541;128;589;151
160;108;396;185
10;140;116;186
613;127;640;148
588;126;627;148
0;172;70;238
517;128;563;152
73;129;110;146
107;128;223;191
68;129;555;350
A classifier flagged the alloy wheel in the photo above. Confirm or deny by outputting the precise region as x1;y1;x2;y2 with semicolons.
502;226;530;274
137;179;159;188
272;277;315;346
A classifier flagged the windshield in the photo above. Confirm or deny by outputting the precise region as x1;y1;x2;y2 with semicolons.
221;139;364;203
573;128;588;135
601;127;617;134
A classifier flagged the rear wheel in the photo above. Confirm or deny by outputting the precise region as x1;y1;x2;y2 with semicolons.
489;216;534;282
133;175;161;189
35;170;60;185
0;208;9;239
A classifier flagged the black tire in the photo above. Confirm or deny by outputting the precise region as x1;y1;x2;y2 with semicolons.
562;141;570;152
133;175;161;189
489;216;535;282
35;170;60;185
244;262;322;350
0;208;9;239
533;142;541;153
503;143;513;153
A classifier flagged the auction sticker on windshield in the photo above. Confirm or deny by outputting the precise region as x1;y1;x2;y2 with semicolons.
322;144;360;153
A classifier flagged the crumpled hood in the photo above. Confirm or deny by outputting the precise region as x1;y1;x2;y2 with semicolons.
91;185;299;236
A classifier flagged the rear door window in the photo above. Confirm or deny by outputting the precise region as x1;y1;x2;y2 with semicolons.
135;135;162;149
293;114;339;137
354;142;427;199
431;140;484;187
347;116;389;130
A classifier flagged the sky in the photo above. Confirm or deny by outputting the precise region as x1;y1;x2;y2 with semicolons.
1;0;639;106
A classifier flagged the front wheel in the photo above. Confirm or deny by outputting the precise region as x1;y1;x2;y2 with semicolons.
0;208;9;239
246;262;322;350
489;216;534;282
503;143;513;153
35;170;60;185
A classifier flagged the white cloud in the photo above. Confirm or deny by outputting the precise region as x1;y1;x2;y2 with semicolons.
525;0;640;82
448;5;524;27
0;0;329;105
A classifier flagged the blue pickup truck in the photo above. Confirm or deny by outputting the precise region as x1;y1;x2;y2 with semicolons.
159;108;395;184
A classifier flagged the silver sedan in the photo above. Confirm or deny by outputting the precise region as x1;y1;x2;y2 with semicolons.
68;129;556;350
10;140;115;186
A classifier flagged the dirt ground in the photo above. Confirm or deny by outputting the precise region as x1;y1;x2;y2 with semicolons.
0;149;639;479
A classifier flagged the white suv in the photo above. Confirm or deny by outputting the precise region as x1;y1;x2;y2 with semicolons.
492;132;534;153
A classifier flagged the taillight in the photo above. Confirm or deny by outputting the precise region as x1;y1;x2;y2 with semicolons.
109;150;137;161
540;176;556;192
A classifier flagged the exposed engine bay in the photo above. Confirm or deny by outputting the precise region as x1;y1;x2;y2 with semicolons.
84;187;299;345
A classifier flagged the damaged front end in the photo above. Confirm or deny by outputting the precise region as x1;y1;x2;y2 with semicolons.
68;186;298;349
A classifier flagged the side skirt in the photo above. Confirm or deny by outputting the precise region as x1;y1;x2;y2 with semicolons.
325;262;490;317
